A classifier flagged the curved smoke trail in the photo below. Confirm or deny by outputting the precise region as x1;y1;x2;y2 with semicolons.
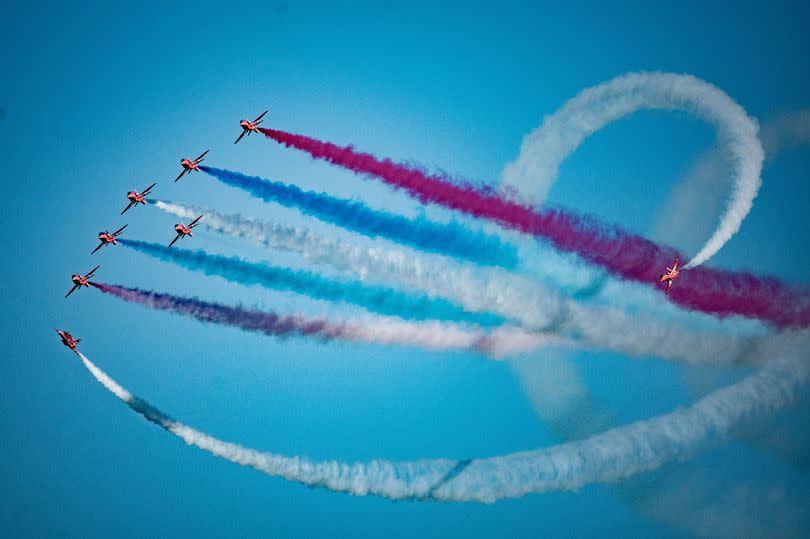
649;109;810;479
258;128;809;328
512;110;810;536
117;239;500;326
511;351;810;539
90;282;557;357
75;332;808;502
501;72;764;268
197;166;518;269
150;200;771;365
653;108;810;254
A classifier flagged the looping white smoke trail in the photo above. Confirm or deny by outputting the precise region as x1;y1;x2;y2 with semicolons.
653;108;810;253
76;331;808;502
153;200;769;365
511;108;810;535
501;72;765;268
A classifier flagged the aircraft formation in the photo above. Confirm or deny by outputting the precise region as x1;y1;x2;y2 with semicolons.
56;108;679;351
58;111;270;350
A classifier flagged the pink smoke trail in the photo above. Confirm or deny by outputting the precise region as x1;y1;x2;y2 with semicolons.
260;128;810;328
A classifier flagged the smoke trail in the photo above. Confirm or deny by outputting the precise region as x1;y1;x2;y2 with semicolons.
649;110;810;478
75;331;809;502
90;282;558;357
515;349;810;539
512;110;810;535
652;147;735;256
653;108;810;253
760;109;810;157
149;199;566;330
150;200;773;364
197;166;518;269
117;239;500;327
500;72;764;268
259;128;809;328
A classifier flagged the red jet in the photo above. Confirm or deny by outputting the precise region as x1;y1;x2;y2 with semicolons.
234;110;268;144
92;224;128;254
169;215;203;247
659;255;680;295
56;329;81;351
175;150;209;182
65;265;100;298
121;182;156;214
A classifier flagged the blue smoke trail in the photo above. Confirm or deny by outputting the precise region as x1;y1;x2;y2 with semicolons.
199;166;518;269
118;239;502;326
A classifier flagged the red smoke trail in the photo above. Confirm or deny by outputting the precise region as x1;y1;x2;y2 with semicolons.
261;128;810;328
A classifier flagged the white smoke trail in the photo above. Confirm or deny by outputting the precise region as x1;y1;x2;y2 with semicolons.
344;318;563;357
153;200;768;365
760;109;810;156
653;108;810;252
76;332;809;502
511;109;810;535
150;200;566;330
648;108;810;481
501;72;765;268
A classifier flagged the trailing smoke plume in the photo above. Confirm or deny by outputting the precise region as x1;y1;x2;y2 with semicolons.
117;238;501;327
150;200;770;365
259;125;808;328
500;72;764;268
199;166;518;269
75;331;809;503
90;282;558;357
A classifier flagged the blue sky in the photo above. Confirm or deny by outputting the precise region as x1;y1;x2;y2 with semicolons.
1;2;809;537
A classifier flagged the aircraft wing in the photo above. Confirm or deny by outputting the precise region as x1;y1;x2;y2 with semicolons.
121;201;135;215
195;150;209;162
235;130;247;144
189;215;204;228
665;280;672;295
113;224;128;236
65;284;80;298
142;182;157;195
86;265;100;278
254;110;268;123
169;232;182;247
175;169;187;182
91;241;105;254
